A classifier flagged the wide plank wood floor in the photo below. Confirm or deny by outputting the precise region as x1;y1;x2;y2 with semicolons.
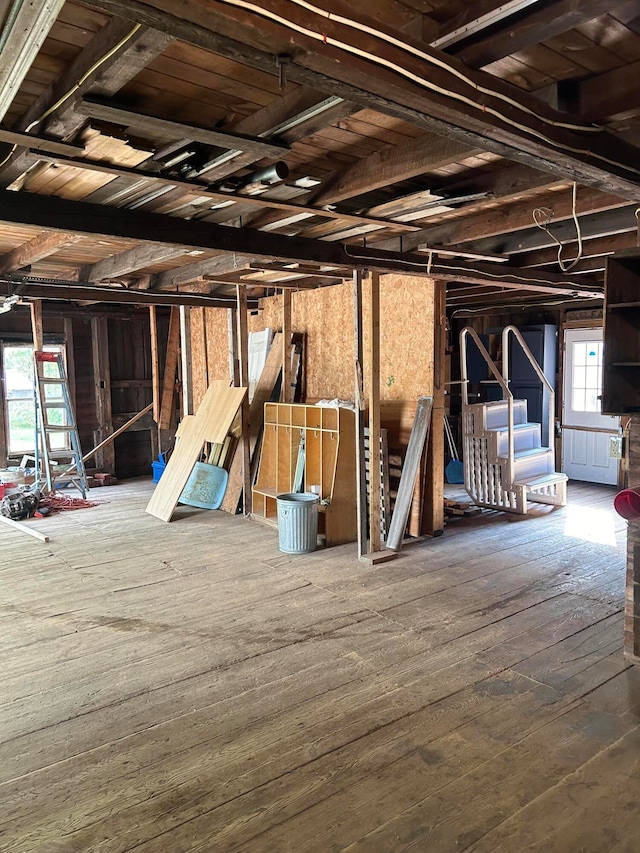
1;479;639;852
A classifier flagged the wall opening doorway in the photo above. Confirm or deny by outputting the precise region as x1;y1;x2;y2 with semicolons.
2;343;68;457
562;327;619;485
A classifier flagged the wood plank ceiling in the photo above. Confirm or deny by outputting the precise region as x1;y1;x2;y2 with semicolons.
0;0;638;310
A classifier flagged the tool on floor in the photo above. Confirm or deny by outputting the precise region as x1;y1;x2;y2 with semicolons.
33;351;87;498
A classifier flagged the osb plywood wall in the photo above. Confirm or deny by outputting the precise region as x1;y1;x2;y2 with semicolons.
249;274;435;445
190;307;231;408
189;276;435;443
250;275;434;398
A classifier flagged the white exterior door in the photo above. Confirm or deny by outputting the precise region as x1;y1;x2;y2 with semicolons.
562;327;619;485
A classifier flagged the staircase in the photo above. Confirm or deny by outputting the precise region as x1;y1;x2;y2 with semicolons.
460;326;567;515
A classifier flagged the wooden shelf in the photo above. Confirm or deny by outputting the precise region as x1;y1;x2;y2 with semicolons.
603;254;640;415
253;403;357;546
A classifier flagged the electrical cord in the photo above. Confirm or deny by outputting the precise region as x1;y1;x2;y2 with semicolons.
532;182;584;272
215;0;640;180
341;243;597;291
0;23;141;171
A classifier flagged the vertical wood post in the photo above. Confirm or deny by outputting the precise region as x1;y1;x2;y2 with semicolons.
353;270;368;559
228;307;239;385
149;306;160;423
367;272;381;553
282;289;292;403
63;317;76;415
424;280;446;536
158;307;181;430
91;316;114;472
179;306;193;417
236;284;251;515
29;300;43;350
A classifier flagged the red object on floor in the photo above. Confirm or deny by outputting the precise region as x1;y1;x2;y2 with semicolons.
614;489;640;520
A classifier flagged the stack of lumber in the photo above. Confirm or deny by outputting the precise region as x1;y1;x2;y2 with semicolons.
146;380;247;522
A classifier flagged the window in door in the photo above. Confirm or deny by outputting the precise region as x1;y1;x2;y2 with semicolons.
571;339;603;414
3;344;68;454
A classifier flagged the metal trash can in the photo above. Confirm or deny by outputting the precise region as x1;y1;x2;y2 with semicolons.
276;493;319;554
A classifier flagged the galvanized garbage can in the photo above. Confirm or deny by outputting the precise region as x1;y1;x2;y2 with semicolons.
276;493;319;554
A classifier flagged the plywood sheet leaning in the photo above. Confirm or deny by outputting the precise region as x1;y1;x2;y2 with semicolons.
386;396;434;552
221;333;283;515
146;380;246;522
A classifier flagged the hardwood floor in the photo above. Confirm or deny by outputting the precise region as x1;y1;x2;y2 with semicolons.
1;479;639;852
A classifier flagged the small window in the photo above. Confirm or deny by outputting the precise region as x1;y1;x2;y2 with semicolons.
571;340;603;413
3;344;68;455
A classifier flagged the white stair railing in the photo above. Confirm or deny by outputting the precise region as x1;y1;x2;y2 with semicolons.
502;325;555;452
460;327;515;493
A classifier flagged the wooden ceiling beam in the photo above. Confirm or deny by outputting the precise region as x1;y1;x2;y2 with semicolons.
0;127;85;157
0;279;252;307
576;59;640;123
517;232;638;268
0;188;597;293
78;98;290;160
310;133;481;206
449;0;636;69
0;232;83;275
0;20;173;186
153;254;255;290
464;203;639;255
81;0;640;200
34;152;419;232
390;186;629;253
79;244;194;283
0;0;65;123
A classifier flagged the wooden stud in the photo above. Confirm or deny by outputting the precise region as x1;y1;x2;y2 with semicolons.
424;280;446;536
282;290;292;403
158;308;180;430
90;317;114;473
367;272;381;554
29;300;44;351
179;306;193;418
149;306;161;423
236;285;251;516
353;270;368;560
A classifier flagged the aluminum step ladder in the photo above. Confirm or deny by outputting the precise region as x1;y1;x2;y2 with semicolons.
33;350;87;497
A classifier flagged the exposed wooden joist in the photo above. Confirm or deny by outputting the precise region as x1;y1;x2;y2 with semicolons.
466;203;639;256
400;186;630;252
34;152;420;233
78;98;290;159
0;127;85;156
85;88;355;210
450;0;633;69
577;60;640;122
79;243;191;283
0;189;602;294
3;278;256;307
0;19;173;186
311;133;481;206
0;0;65;123
81;0;640;200
517;232;638;268
154;254;255;290
0;232;82;274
